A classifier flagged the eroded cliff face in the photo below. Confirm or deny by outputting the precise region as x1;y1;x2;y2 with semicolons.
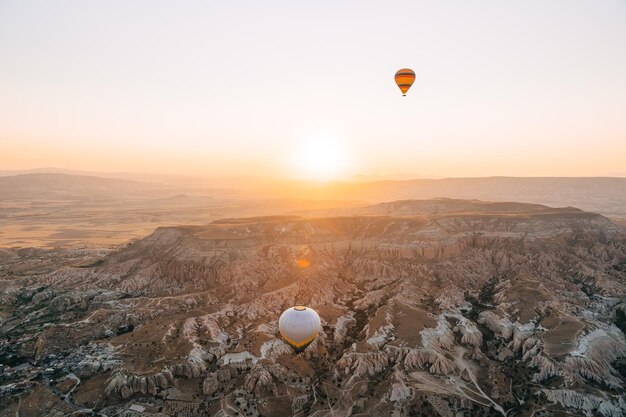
1;200;625;417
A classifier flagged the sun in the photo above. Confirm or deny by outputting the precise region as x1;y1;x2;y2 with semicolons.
291;135;349;181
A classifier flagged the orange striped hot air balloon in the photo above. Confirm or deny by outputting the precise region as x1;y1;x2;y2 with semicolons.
394;68;416;96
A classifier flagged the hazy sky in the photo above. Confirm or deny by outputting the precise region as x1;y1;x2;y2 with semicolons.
1;1;625;179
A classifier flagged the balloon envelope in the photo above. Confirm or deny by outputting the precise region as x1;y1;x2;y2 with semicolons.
394;68;416;96
278;306;321;352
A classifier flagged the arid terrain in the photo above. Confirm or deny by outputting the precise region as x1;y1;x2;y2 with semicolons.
0;173;363;248
1;194;625;416
3;0;625;414
1;173;626;248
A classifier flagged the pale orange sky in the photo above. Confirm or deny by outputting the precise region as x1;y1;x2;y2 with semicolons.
1;1;625;179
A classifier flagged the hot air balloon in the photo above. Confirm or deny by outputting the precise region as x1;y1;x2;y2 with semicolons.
394;68;416;96
278;306;321;352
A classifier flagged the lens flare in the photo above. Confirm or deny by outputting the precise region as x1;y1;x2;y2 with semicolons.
296;258;310;268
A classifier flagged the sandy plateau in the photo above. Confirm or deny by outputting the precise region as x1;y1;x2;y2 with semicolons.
1;198;625;417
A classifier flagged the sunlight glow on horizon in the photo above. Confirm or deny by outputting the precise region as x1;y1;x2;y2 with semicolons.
1;1;625;178
290;134;351;181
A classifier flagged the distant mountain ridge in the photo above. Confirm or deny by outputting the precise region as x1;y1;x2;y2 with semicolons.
0;173;172;198
1;173;625;219
278;176;626;218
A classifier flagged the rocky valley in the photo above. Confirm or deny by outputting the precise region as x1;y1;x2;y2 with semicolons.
1;199;625;417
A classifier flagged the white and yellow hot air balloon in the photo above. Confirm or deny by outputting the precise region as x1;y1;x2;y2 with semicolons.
278;306;321;352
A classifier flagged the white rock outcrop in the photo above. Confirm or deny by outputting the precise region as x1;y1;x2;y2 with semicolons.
542;389;626;417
